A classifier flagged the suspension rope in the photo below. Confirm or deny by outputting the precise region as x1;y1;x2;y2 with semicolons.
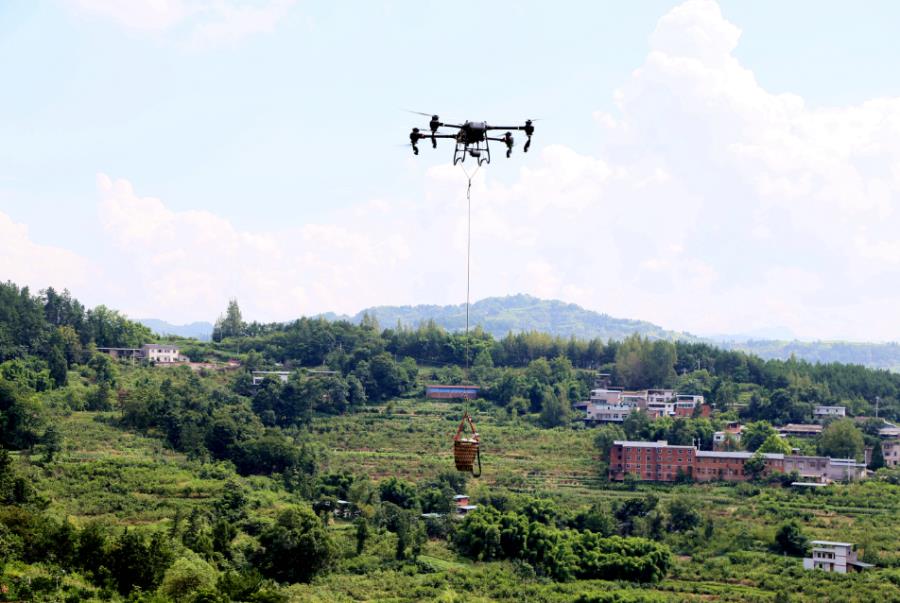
460;163;480;382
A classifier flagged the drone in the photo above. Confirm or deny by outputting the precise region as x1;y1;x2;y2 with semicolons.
408;112;536;166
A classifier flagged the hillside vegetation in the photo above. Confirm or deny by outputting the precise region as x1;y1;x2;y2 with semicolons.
5;281;900;602
321;293;900;370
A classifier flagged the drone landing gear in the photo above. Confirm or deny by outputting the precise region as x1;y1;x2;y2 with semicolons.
453;139;491;166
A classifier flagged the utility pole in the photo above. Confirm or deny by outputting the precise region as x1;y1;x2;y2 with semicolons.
876;396;881;419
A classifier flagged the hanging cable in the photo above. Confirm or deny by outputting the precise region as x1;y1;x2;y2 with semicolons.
460;164;480;381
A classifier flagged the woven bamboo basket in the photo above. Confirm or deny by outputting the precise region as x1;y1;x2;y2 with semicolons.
454;438;479;471
453;411;480;475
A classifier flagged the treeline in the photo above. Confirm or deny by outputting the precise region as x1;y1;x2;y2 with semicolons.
0;282;152;387
206;298;900;423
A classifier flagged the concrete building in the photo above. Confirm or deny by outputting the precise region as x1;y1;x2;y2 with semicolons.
803;541;872;573
713;424;744;450
814;405;847;419
882;439;900;467
583;389;704;424
141;344;181;363
589;388;624;405
585;403;633;423
252;370;291;385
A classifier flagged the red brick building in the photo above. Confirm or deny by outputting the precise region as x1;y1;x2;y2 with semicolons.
609;441;787;483
608;441;696;482
694;451;784;482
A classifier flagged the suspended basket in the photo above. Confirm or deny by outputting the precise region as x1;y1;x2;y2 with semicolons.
453;410;481;477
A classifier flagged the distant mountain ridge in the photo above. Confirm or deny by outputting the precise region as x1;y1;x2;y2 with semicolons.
324;294;900;371
138;318;214;341
326;294;697;342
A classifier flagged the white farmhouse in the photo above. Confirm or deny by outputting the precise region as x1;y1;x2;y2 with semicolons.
141;344;181;363
803;541;872;573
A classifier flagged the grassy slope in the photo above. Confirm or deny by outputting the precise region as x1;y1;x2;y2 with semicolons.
19;397;900;602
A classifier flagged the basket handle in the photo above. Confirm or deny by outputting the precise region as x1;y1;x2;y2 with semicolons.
454;410;479;442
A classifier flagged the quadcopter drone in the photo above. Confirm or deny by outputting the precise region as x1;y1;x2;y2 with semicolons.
408;112;536;166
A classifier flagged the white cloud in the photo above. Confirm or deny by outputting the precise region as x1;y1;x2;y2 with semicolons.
54;0;900;341
0;211;95;293
67;0;296;46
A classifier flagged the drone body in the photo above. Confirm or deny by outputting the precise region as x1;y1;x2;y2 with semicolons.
408;113;535;165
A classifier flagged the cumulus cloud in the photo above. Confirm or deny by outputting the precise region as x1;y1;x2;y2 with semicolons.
0;211;95;293
77;0;900;341
67;0;296;45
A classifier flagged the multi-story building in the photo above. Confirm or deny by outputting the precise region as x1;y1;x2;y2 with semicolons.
584;389;704;423
882;439;900;467
608;441;867;483
814;405;847;419
586;404;634;423
803;541;872;573
608;441;696;482
588;388;624;405
141;344;181;363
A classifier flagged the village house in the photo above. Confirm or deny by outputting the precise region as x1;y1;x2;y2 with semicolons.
141;343;181;363
582;388;706;424
881;439;900;467
779;423;823;437
98;344;182;364
803;541;872;573
425;385;480;400
713;423;744;449
814;405;847;419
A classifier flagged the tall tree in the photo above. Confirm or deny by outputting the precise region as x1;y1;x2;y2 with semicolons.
757;433;792;455
213;299;246;342
819;419;865;460
870;439;886;470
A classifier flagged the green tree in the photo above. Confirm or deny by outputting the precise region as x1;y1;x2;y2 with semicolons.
743;452;766;481
615;335;677;389
213;299;246;342
743;421;778;452
378;477;419;510
48;345;67;387
773;521;808;556
870;439;886;470
160;553;217;602
667;497;701;533
257;506;336;583
819;419;865;460
593;424;626;461
41;425;63;463
354;517;369;555
757;433;792;455
538;386;571;427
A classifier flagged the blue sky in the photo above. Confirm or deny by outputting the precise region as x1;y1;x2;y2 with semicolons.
3;1;900;341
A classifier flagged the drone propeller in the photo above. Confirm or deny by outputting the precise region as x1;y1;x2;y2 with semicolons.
404;109;436;117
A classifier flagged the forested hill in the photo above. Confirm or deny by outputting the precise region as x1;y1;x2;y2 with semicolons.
319;294;900;370
323;294;697;343
720;340;900;372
